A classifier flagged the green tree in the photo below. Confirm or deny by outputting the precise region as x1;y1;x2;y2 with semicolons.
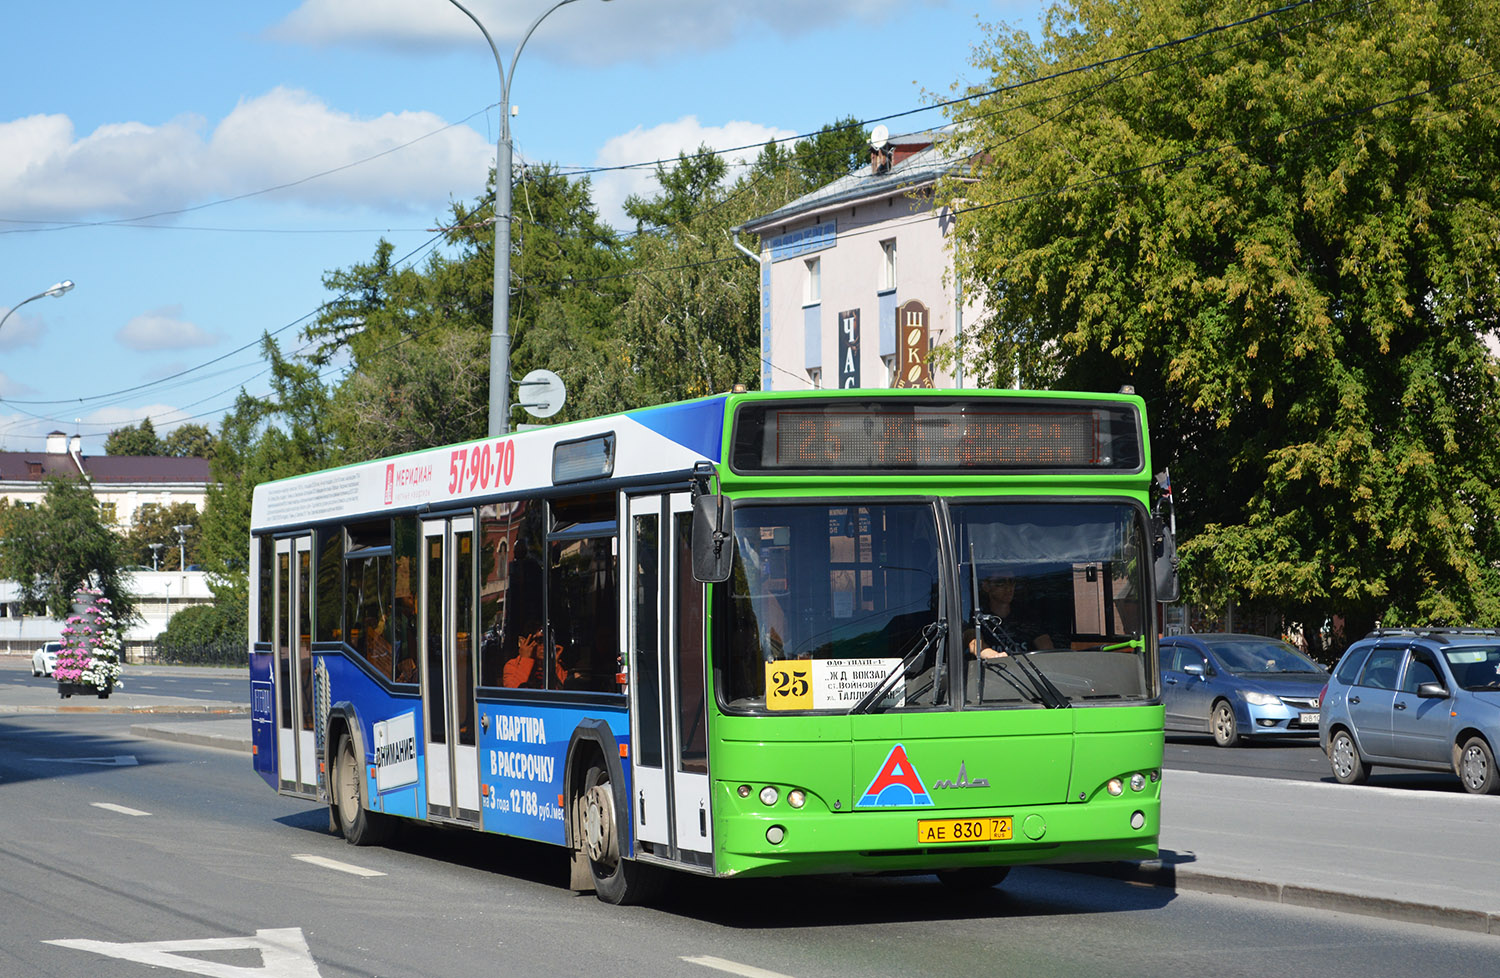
125;501;202;570
105;418;163;456
196;335;337;643
941;0;1500;644
0;477;136;621
162;423;215;459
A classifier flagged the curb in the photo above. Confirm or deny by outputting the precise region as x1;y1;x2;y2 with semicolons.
1065;860;1500;936
129;722;254;753
0;704;249;716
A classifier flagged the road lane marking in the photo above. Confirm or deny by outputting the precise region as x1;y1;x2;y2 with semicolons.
292;853;385;877
683;956;798;978
47;926;321;977
29;755;138;766
92;802;150;817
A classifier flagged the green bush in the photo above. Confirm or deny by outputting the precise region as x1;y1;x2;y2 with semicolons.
155;602;247;666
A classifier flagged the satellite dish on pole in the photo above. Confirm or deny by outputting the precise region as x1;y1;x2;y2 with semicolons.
517;368;566;419
869;124;890;151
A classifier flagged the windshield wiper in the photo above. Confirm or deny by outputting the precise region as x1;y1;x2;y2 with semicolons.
975;613;1070;709
852;620;947;715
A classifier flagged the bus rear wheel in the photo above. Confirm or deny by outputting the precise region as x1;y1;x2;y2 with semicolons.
579;762;660;905
332;732;393;846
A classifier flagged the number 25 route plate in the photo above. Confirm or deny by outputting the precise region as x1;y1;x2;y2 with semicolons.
917;816;1013;844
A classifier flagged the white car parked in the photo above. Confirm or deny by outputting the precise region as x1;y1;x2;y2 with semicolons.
31;641;63;677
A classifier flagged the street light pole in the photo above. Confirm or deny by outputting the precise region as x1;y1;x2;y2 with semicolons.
0;280;74;335
172;524;193;572
445;0;610;436
149;543;165;572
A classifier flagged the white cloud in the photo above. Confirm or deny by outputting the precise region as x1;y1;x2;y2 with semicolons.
117;306;219;352
0;89;493;223
270;0;944;62
0;306;48;352
588;115;795;230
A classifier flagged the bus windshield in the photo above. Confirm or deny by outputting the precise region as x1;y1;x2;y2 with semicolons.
720;500;1154;713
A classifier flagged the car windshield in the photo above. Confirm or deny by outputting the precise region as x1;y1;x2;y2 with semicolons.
1442;646;1500;691
1209;639;1324;675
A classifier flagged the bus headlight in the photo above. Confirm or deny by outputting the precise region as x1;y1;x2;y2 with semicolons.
788;789;805;809
1130;810;1146;830
1130;773;1146;792
759;786;779;806
1107;778;1123;796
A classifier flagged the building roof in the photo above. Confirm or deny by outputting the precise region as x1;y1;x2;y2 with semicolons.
0;451;211;486
737;129;969;235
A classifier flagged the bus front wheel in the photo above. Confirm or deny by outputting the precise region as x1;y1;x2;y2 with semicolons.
579;762;660;905
332;732;393;846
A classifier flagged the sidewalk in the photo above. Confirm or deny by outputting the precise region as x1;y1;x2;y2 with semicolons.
1080;770;1500;936
5;653;1496;936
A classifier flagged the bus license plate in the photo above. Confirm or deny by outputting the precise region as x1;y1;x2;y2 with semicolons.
918;816;1013;844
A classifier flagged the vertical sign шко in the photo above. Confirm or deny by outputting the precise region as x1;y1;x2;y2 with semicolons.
838;309;860;389
894;299;933;388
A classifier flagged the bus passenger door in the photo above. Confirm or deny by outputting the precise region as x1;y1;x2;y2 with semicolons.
626;493;712;863
627;496;669;847
274;536;317;796
422;517;480;824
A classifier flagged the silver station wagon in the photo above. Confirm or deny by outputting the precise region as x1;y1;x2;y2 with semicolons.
1319;628;1500;794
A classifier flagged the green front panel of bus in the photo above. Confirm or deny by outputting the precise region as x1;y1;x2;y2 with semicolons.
709;705;1163;879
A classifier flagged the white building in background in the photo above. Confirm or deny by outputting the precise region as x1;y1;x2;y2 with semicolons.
0;430;211;529
0;571;213;663
0;431;216;661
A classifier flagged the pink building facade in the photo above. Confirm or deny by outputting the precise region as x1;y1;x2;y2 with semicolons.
736;130;987;392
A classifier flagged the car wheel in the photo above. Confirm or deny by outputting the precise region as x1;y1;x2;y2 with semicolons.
1458;737;1500;795
1329;729;1369;785
1211;700;1243;747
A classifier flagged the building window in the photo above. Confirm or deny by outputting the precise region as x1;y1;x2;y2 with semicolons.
98;502;117;526
804;257;821;306
807;367;822;389
880;239;896;292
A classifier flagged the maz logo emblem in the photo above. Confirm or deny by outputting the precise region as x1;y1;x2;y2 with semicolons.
933;762;990;789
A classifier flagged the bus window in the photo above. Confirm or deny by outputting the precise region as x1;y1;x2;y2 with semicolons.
315;528;342;643
722;503;941;712
548;532;618;692
257;535;273;645
392;517;419;684
480;500;545;689
344;520;393;681
952;501;1151;705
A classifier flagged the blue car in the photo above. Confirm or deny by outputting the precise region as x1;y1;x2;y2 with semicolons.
1319;629;1500;794
1159;633;1329;747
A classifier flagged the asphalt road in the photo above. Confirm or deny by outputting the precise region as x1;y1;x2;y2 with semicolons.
3;711;1499;978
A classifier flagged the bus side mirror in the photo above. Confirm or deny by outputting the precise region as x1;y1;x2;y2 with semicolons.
1154;524;1180;604
692;494;734;583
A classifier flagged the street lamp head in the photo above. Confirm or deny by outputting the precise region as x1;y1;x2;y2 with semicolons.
173;524;193;534
45;280;75;298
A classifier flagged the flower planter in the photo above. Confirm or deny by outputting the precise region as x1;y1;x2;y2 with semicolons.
58;681;112;699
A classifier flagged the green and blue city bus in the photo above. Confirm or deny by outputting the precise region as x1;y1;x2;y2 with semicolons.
249;388;1173;904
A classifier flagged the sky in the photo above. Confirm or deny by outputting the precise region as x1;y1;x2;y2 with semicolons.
0;0;1044;454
